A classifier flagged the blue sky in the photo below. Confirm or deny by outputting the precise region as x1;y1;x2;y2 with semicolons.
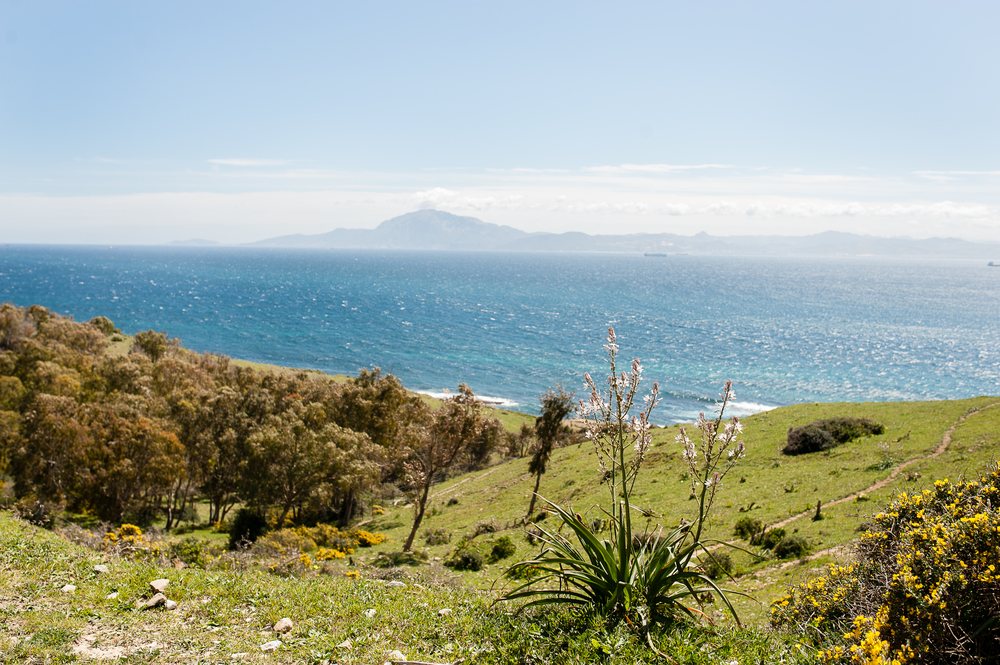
2;1;999;244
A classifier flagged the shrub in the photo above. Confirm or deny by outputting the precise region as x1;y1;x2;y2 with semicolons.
771;464;1000;663
488;535;517;563
760;527;786;551
424;527;452;546
446;547;484;571
371;550;428;568
352;529;386;547
772;534;809;559
168;536;215;568
733;516;763;541
783;417;884;455
472;517;502;537
88;316;120;335
700;551;733;580
227;508;268;550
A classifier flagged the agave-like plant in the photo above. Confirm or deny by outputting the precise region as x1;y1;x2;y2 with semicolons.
499;327;748;635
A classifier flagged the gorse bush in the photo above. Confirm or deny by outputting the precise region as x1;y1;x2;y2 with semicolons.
488;535;517;563
500;328;748;644
783;417;885;455
772;534;809;559
771;463;1000;663
733;516;763;541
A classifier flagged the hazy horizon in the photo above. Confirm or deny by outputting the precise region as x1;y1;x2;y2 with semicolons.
2;2;998;245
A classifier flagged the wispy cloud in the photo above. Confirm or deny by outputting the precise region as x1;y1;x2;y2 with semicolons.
914;170;1000;182
208;158;289;167
585;163;734;174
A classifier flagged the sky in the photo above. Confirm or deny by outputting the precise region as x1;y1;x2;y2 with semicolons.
2;1;999;245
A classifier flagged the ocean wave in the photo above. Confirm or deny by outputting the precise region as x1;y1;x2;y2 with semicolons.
415;390;520;408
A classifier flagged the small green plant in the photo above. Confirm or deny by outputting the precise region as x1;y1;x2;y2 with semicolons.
733;516;763;541
446;546;485;571
759;528;786;551
487;535;516;563
424;527;452;546
772;534;809;559
699;551;733;580
168;536;215;568
499;328;748;639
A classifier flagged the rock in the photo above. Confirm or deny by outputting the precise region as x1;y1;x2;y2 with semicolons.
105;592;119;600
386;581;406;588
165;600;178;611
387;650;406;660
272;617;294;634
260;640;281;652
93;564;109;574
438;608;452;616
363;608;376;618
230;654;248;660
337;639;352;649
149;579;170;593
61;584;77;594
144;593;167;609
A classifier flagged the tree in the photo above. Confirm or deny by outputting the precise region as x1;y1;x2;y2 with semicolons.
249;406;351;528
403;384;486;551
329;367;428;483
525;386;575;520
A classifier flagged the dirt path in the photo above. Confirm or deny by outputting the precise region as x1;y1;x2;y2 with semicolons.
770;401;999;530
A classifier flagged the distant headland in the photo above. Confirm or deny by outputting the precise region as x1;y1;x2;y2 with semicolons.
242;209;1000;258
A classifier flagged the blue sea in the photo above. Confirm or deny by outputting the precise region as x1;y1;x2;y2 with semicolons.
1;245;997;423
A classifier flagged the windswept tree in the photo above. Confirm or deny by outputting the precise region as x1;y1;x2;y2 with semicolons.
330;367;428;483
403;384;493;551
525;386;575;520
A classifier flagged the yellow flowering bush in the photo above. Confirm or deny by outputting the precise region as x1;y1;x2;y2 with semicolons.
102;523;162;558
772;463;1000;663
255;523;386;559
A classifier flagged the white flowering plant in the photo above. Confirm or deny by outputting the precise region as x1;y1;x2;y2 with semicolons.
500;328;748;638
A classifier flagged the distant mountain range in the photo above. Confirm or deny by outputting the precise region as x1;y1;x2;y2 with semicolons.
248;209;1000;258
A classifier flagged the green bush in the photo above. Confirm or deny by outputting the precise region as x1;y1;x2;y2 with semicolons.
424;527;451;546
760;527;786;551
446;546;485;571
732;516;762;541
772;534;809;559
228;508;268;550
169;536;215;568
371;550;428;568
488;535;517;563
783;417;884;455
700;551;733;580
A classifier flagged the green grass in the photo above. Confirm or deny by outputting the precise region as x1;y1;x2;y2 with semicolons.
7;366;999;662
0;512;815;664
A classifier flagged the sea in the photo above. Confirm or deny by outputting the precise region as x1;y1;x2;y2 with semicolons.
1;245;998;423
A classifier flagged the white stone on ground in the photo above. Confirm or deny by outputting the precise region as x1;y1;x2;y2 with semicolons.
144;593;167;608
105;592;118;600
149;578;169;593
438;608;453;616
165;599;178;610
364;608;376;618
273;617;294;633
387;649;406;660
61;584;76;593
337;639;352;649
260;640;281;652
93;564;109;574
386;581;406;588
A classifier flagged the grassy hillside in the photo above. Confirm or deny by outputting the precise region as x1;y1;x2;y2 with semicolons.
2;396;998;662
352;396;1000;623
